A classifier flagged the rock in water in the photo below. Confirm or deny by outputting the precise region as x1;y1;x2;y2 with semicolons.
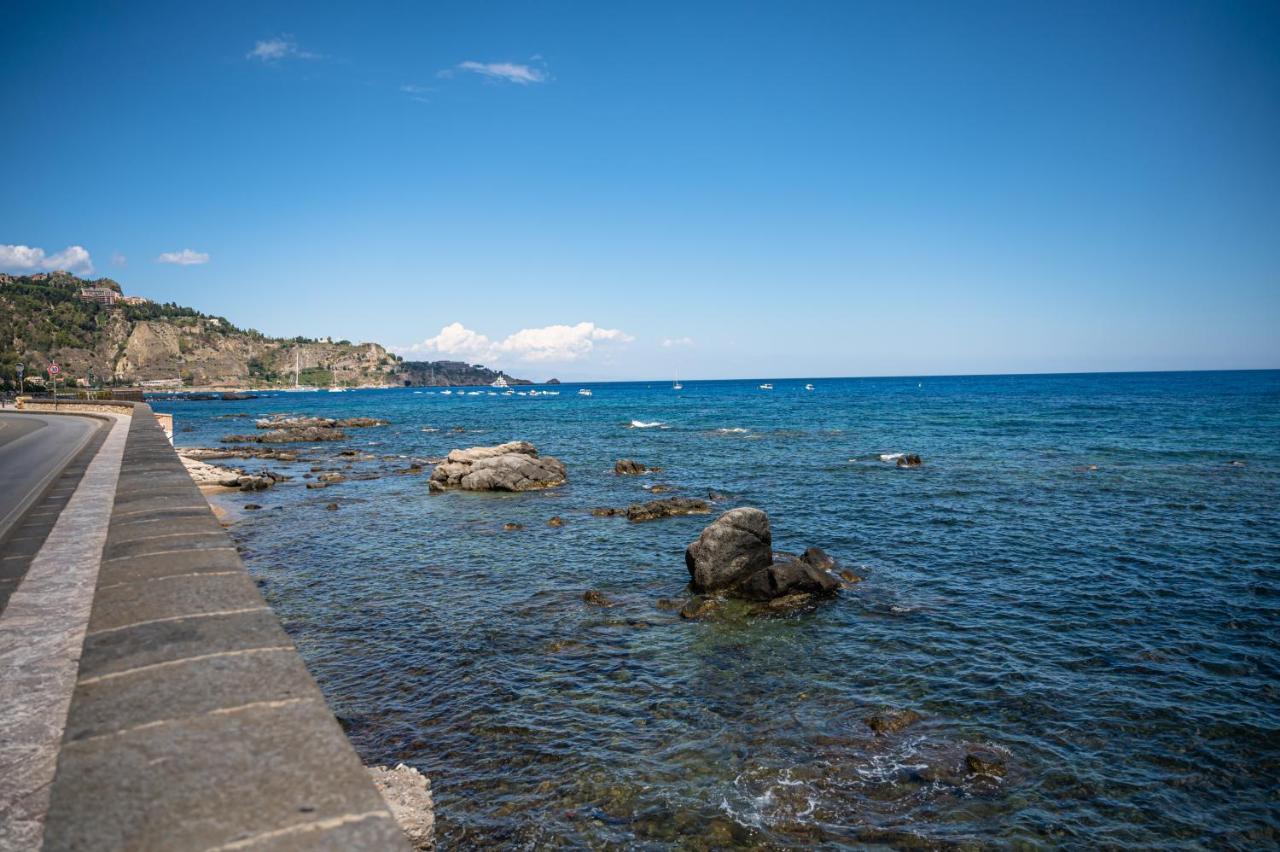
428;441;567;492
965;748;1007;777
368;763;435;849
864;709;922;736
735;558;840;601
614;458;661;475
684;507;774;593
626;497;712;522
896;453;923;468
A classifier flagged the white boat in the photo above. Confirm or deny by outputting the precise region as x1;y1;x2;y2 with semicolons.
491;375;509;388
759;383;773;390
805;383;814;391
673;370;682;391
578;388;593;396
282;349;319;392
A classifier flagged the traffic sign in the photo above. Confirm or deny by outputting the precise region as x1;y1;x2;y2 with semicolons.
47;364;61;376
15;364;23;376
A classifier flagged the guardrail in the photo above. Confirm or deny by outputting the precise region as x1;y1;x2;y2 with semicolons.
38;401;408;850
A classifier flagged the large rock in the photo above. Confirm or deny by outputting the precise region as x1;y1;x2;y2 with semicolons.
685;507;774;593
735;558;840;601
428;441;567;492
615;459;660;475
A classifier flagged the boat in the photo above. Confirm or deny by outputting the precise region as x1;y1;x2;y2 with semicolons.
805;383;814;391
491;375;509;388
282;349;319;392
578;388;593;396
674;370;683;391
759;383;773;390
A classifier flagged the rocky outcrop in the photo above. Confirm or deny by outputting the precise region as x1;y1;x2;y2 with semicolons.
179;455;282;492
428;441;567;492
626;497;711;522
897;454;923;468
368;764;435;849
223;427;347;443
614;459;661;475
254;415;388;429
683;508;842;610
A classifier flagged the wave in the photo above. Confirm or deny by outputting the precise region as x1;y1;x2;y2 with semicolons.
716;427;749;434
878;453;904;462
629;420;665;429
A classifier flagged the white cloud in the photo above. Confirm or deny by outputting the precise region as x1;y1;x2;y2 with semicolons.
455;61;547;85
156;248;210;265
661;337;695;348
247;36;319;62
111;252;127;267
396;321;632;363
0;244;93;274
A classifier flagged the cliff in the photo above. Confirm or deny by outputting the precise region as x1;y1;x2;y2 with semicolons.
0;273;405;389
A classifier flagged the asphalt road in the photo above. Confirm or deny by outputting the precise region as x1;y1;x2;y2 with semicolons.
0;413;101;546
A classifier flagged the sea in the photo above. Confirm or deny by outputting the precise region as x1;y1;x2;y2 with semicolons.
164;370;1280;848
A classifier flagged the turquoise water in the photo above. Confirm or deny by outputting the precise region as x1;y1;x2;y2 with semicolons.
167;371;1280;848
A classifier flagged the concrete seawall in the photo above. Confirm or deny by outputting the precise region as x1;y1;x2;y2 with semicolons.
15;401;409;850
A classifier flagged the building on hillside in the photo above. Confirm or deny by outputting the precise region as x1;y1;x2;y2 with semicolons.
78;287;119;306
119;295;151;306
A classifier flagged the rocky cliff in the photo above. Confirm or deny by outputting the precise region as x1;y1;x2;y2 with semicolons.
0;272;404;389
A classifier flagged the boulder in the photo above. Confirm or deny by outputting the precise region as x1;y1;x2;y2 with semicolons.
548;516;565;527
582;590;615;607
428;441;567;492
735;558;840;601
626;497;712;522
614;459;660;475
684;507;774;593
896;454;923;468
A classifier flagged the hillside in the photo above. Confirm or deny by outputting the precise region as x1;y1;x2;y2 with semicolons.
398;360;531;387
0;272;522;390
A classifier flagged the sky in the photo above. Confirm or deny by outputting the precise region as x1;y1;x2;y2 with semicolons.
2;0;1278;381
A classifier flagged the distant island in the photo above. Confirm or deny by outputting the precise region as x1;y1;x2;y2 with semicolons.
0;272;529;390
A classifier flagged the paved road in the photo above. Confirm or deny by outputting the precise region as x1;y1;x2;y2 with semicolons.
0;413;101;546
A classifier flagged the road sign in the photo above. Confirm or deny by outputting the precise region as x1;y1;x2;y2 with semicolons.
15;364;23;377
47;364;61;376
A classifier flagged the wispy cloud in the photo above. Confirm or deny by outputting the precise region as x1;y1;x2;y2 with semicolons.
453;61;547;85
396;321;632;363
247;36;320;63
156;249;210;266
111;252;127;267
0;244;93;275
400;83;434;103
661;337;695;348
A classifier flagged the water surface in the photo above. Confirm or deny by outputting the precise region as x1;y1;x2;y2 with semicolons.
168;371;1280;848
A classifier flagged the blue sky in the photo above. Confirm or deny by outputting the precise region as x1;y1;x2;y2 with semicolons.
3;1;1278;380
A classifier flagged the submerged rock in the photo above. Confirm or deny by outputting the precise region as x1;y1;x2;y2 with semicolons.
896;454;923;468
583;590;615;607
864;709;922;736
645;484;675;494
548;516;565;527
965;749;1007;777
679;596;722;620
503;522;524;531
626;497;712;522
368;763;435;850
223;426;347;444
429;441;567;492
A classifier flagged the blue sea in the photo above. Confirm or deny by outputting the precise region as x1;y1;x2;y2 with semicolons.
165;370;1280;848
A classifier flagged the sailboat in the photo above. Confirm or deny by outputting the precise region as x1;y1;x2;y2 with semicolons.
673;370;683;391
283;349;319;392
